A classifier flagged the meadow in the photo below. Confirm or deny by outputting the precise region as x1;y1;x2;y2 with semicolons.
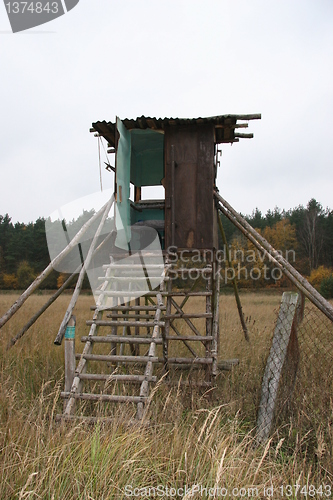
0;291;332;499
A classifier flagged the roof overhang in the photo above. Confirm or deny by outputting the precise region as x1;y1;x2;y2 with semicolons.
91;114;261;148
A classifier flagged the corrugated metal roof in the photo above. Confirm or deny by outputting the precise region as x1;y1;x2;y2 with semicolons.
91;114;261;147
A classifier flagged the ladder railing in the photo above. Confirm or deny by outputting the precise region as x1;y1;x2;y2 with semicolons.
61;257;167;421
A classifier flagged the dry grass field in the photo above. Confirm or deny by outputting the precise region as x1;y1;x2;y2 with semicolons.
0;291;332;499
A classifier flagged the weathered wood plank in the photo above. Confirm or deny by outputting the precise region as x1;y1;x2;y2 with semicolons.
86;320;165;328
78;374;157;383
80;336;162;345
160;357;213;365
75;353;159;363
257;292;300;443
164;313;212;319
61;393;146;403
91;305;164;311
165;335;213;342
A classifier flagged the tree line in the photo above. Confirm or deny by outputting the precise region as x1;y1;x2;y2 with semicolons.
220;198;333;274
1;198;333;295
219;198;333;296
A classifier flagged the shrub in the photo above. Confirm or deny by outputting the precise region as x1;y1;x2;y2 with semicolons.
2;273;18;289
57;273;67;289
320;275;333;299
16;261;36;289
308;265;332;289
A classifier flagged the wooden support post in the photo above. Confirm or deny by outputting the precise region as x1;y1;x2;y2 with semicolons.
256;292;301;443
118;281;133;359
7;270;77;349
110;258;118;358
205;263;213;380
212;261;220;376
63;266;113;417
64;315;76;413
217;210;249;342
214;191;333;323
162;268;172;374
284;293;304;402
0;197;113;332
7;232;112;349
134;297;140;356
145;296;151;337
54;195;114;345
8;230;115;349
171;145;175;246
137;290;164;421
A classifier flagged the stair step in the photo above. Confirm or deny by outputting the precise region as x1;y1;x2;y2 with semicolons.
165;335;213;342
94;290;166;297
165;380;212;387
169;292;212;296
94;290;211;297
81;336;162;345
99;272;164;278
218;359;239;370
91;305;165;311
60;392;147;403
103;264;165;270
106;250;165;256
170;267;212;274
164;313;212;319
86;320;165;327
98;276;170;281
76;353;159;363
78;373;157;383
160;357;213;365
75;356;213;367
106;313;154;319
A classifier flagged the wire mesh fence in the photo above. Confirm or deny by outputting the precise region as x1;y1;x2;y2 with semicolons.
213;285;333;469
256;291;333;451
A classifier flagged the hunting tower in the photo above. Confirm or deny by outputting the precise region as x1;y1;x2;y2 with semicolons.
59;114;261;421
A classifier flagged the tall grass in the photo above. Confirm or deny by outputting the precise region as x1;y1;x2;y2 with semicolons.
0;292;332;498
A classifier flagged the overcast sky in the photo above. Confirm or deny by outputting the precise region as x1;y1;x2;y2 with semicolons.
1;0;332;223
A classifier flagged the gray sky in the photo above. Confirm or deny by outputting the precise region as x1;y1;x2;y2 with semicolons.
1;0;332;223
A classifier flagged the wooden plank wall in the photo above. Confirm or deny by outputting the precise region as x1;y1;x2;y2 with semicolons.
164;124;215;250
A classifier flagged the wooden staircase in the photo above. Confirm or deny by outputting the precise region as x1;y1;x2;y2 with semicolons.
58;257;219;423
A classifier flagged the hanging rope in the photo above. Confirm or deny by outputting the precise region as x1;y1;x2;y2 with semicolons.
100;136;110;162
98;136;103;192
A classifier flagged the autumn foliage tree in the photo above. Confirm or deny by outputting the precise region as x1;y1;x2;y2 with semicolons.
224;219;298;288
220;200;333;290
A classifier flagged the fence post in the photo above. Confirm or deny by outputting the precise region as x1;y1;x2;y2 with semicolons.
256;292;301;443
64;315;76;411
